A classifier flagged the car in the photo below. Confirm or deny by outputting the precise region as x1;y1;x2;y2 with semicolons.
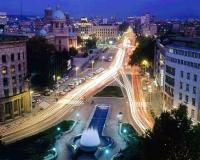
63;88;70;92
59;91;65;96
80;78;86;82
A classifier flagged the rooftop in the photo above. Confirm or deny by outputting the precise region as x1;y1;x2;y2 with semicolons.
160;36;200;50
0;35;27;43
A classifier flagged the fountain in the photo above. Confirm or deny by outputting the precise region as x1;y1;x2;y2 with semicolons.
80;128;100;151
69;105;114;159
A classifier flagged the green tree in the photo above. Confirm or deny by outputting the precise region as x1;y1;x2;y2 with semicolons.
85;38;97;50
69;47;78;57
129;37;155;66
27;36;72;87
141;104;200;160
27;36;56;86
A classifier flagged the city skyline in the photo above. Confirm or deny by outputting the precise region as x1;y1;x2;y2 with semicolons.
0;0;200;19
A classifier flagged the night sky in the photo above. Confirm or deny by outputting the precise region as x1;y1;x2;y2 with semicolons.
0;0;199;18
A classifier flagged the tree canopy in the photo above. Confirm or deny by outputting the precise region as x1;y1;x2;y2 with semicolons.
129;37;155;66
117;105;200;160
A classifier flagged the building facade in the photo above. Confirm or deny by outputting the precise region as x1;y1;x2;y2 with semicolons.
0;36;31;122
37;6;77;51
154;38;200;121
92;25;119;40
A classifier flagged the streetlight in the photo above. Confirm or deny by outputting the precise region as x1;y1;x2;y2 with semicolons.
141;59;149;73
102;56;105;63
105;149;109;160
76;112;80;121
75;67;79;78
123;128;127;134
30;90;34;112
57;127;61;131
91;60;94;72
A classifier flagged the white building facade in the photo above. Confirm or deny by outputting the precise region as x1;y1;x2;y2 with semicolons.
154;40;200;121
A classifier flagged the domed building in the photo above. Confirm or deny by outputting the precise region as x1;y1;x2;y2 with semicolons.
41;6;77;51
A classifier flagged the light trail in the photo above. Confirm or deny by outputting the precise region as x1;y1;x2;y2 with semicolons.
0;47;125;144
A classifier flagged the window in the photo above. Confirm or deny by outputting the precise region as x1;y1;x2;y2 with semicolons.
4;89;9;97
12;76;16;84
22;52;25;59
2;55;6;63
11;54;15;62
166;65;175;76
187;73;190;80
13;88;17;95
185;95;189;103
165;75;174;87
192;98;196;106
10;65;15;73
18;53;20;60
2;66;7;75
19;75;22;82
186;84;189;92
179;93;182;100
193;87;196;94
180;71;184;78
18;64;21;71
191;109;195;119
3;78;8;86
194;74;197;82
180;82;183;89
5;102;12;114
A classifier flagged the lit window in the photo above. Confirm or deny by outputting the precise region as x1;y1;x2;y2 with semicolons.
2;66;7;74
11;65;15;73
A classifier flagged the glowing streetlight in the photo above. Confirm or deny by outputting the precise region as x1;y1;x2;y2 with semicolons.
75;67;79;78
141;59;149;73
57;76;61;81
105;149;109;154
57;127;61;131
91;60;95;72
123;128;127;134
102;56;105;63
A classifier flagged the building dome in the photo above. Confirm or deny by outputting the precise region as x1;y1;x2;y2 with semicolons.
37;29;48;36
52;10;65;20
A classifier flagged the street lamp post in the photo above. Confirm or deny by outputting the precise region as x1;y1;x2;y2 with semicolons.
102;56;105;63
105;149;110;160
30;90;34;113
75;67;79;78
91;60;94;72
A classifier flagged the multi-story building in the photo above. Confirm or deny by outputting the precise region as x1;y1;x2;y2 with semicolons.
38;6;77;51
154;37;200;121
74;17;93;40
0;35;31;122
92;25;119;40
142;23;157;37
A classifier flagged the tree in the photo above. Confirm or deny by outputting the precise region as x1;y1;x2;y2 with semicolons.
141;104;200;160
129;37;155;66
85;38;97;50
77;36;83;45
27;36;72;87
27;36;56;86
69;47;78;57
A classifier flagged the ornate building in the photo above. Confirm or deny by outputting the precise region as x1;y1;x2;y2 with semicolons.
38;6;77;51
0;36;31;122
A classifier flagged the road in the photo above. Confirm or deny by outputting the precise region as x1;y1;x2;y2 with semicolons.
0;27;154;144
0;45;125;144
